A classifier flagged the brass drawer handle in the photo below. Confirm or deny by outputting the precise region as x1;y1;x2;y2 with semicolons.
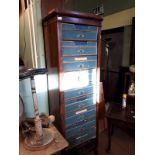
78;115;84;119
78;76;81;81
80;127;86;131
78;64;84;68
76;34;85;38
79;104;85;108
79;90;85;95
83;119;87;122
77;49;84;53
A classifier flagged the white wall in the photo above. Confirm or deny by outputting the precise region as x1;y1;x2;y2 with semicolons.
19;0;49;118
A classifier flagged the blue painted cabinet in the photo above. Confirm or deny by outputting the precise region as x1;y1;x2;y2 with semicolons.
43;9;102;153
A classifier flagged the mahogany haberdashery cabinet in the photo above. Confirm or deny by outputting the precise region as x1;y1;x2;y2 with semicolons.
42;9;102;154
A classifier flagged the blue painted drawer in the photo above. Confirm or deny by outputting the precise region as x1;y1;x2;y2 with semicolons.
62;41;97;56
62;23;97;31
62;30;97;40
67;130;96;148
63;69;96;91
64;85;94;99
65;96;95;109
65;109;96;129
65;96;96;115
63;56;97;71
65;94;96;106
65;120;96;138
65;104;96;117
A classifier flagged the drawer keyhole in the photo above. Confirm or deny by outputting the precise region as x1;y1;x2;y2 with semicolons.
79;64;84;68
78;76;80;81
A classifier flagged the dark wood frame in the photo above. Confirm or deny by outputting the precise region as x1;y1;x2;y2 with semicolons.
105;103;135;152
130;17;135;65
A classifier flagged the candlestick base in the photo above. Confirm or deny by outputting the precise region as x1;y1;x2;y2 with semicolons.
24;128;54;151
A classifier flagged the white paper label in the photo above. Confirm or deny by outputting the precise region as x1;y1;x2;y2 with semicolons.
74;57;87;61
58;16;62;20
75;109;87;115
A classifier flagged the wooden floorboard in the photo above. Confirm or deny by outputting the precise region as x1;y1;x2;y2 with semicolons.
87;120;135;155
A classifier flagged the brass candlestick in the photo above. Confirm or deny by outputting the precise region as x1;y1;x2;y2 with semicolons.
20;68;54;151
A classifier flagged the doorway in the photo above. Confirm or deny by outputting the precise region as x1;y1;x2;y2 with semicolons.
101;27;125;103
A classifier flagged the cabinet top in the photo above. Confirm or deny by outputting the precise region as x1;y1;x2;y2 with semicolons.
42;8;103;23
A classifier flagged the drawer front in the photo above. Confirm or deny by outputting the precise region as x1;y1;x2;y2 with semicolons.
62;41;97;56
65;109;96;129
65;93;96;106
64;85;94;99
62;69;96;91
62;23;97;31
65;120;96;138
67;130;96;148
63;56;97;62
65;96;95;109
63;56;97;71
62;30;97;40
63;61;96;71
65;104;96;117
61;23;98;148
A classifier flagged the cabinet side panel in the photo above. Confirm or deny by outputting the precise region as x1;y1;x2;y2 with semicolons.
43;21;61;130
96;26;102;147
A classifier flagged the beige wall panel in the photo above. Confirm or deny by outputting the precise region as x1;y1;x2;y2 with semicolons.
102;7;135;30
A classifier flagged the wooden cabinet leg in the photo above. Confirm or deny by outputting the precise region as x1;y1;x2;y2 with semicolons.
106;119;111;152
111;124;114;136
94;147;98;155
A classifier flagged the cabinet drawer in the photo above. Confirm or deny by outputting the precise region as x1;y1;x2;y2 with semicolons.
64;85;94;99
63;61;97;71
65;95;95;108
67;130;96;148
65;97;96;116
65;104;96;117
65;120;96;138
63;56;97;71
62;41;97;56
62;23;97;31
65;94;96;106
65;109;96;129
62;30;97;40
63;69;96;91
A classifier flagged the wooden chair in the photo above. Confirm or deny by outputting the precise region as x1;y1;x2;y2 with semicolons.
98;82;107;133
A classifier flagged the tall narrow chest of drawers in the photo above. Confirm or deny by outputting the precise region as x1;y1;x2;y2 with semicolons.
42;9;102;154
